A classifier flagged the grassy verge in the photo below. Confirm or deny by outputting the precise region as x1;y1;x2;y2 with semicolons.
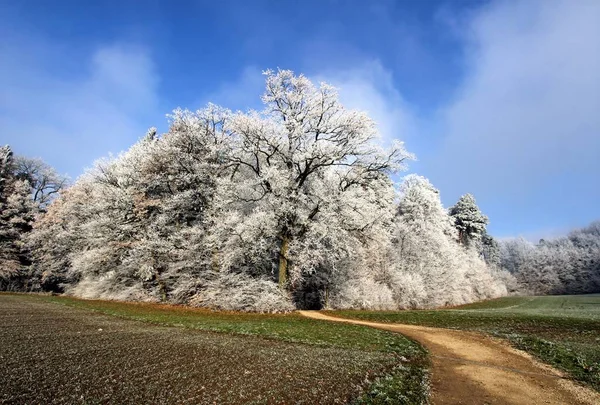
354;361;429;405
329;295;600;392
17;294;430;404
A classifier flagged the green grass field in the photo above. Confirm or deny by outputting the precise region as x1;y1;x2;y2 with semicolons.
331;294;600;392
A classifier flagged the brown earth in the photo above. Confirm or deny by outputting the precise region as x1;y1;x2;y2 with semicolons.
298;310;600;405
0;295;395;405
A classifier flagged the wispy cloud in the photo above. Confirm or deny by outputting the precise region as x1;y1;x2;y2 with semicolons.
0;38;161;178
424;0;600;235
201;65;266;112
431;0;600;195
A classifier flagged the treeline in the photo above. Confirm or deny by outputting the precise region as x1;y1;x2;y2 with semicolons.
2;70;595;311
500;223;600;295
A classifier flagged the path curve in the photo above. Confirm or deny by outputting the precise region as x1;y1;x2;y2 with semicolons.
298;310;600;405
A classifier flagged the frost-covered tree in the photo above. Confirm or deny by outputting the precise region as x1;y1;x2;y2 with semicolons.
0;146;37;290
0;146;12;195
0;146;67;291
565;222;600;293
330;175;507;309
29;105;292;310
28;70;515;311
481;231;501;267
214;69;413;297
388;176;505;308
28;71;414;310
500;221;600;295
500;237;560;294
31;109;231;301
449;194;488;247
14;156;68;210
27;184;86;292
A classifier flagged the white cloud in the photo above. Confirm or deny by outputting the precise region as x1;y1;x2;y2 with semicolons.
431;0;600;198
0;41;161;178
202;65;265;111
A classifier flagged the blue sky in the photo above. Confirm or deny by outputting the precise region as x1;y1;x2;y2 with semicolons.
1;0;599;240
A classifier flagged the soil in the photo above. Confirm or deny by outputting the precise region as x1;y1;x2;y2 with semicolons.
298;310;600;405
0;295;394;405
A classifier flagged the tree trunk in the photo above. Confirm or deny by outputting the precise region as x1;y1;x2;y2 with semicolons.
155;270;167;302
278;235;289;289
211;248;219;272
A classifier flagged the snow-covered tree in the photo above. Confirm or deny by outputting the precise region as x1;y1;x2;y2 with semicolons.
0;146;37;290
388;176;505;308
213;69;413;298
500;221;600;295
0;146;12;196
14;156;68;210
566;222;600;293
30;108;231;301
27;70;517;311
330;175;506;309
481;231;501;267
449;194;488;247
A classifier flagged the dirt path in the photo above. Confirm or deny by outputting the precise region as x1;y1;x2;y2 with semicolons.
298;310;600;405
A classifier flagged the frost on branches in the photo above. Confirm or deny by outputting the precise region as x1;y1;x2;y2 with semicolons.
213;70;412;305
24;70;512;311
449;194;488;247
500;222;600;295
331;175;507;309
0;146;46;290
